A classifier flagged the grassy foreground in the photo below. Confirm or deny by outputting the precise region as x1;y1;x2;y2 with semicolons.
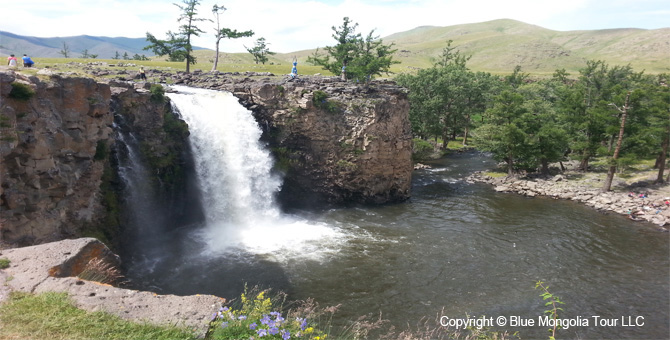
0;292;198;340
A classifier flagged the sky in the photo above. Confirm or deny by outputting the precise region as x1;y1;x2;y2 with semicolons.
1;0;668;53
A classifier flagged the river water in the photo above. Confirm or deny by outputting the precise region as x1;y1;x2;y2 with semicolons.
120;88;669;339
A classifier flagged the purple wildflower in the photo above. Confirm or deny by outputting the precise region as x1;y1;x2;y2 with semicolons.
221;321;229;329
301;318;308;330
249;322;257;330
269;326;279;335
211;313;217;321
238;315;247;320
281;329;291;340
257;328;268;337
261;314;271;325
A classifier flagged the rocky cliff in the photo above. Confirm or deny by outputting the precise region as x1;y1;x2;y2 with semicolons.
0;71;113;246
1;68;413;245
178;73;413;206
0;71;194;246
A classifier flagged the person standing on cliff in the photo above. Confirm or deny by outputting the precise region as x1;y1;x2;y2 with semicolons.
7;54;18;67
290;58;298;79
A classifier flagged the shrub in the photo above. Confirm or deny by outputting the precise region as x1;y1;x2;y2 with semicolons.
150;84;166;103
312;90;339;113
0;258;10;269
0;115;11;128
93;140;108;161
8;82;35;101
413;138;435;162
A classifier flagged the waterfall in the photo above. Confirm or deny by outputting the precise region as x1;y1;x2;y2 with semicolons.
167;86;345;258
114;115;169;273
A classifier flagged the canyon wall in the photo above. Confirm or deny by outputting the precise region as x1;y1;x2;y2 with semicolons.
1;69;413;245
1;71;113;245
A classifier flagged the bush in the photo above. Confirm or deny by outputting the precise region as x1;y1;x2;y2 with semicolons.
150;84;165;103
8;82;35;101
413;138;435;162
312;90;339;113
93;140;108;161
0;258;10;269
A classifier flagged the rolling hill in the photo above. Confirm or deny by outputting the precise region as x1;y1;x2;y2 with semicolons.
0;31;206;59
265;19;668;75
2;19;668;75
379;19;670;75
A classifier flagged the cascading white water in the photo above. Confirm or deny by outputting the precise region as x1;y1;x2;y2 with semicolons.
167;86;345;259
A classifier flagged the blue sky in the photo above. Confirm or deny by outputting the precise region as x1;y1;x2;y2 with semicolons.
2;0;668;53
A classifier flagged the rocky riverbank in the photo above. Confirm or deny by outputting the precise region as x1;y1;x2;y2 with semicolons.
467;170;670;230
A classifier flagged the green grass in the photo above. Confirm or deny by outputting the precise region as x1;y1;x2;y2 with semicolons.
0;292;198;340
28;55;334;77
447;137;467;150
484;171;508;178
0;258;9;269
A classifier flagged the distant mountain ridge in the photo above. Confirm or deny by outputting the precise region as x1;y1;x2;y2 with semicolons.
0;31;156;58
0;31;208;59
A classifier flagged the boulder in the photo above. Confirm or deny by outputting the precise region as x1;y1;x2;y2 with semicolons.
0;238;222;338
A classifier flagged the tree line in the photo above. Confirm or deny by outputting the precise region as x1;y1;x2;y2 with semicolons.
397;41;670;192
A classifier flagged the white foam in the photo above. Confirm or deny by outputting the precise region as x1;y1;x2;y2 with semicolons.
167;86;350;263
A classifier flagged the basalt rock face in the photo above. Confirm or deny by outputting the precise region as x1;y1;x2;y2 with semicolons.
181;74;413;206
0;71;194;247
110;81;203;233
0;71;113;246
0;68;412;246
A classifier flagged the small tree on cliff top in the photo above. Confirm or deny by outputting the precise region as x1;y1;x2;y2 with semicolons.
145;0;209;73
211;4;254;71
308;17;398;82
245;37;275;65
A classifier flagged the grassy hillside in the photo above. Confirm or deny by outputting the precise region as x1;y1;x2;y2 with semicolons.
189;19;668;76
380;19;669;75
3;19;667;76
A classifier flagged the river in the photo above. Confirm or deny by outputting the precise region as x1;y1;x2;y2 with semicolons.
119;87;669;339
